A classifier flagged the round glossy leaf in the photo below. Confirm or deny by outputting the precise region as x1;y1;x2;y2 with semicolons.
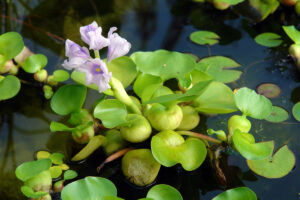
51;84;87;115
131;50;196;81
151;130;207;171
257;83;280;98
50;153;64;165
193;81;237;114
292;102;300;122
50;166;63;179
22;54;48;73
21;185;48;198
254;33;282;47
213;187;257;200
106;56;137;88
64;170;78;180
51;70;70;82
247;145;295;178
0;32;24;62
61;177;118;200
146;184;183;200
234;87;272;119
265;106;288;123
94;99;127;128
196;56;242;83
232;130;274;160
190;31;220;45
36;151;51;159
15;158;52;181
283;25;300;45
0;75;21;100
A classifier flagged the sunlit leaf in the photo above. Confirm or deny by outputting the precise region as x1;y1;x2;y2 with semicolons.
50;166;63;179
247;145;295;178
0;32;24;64
292;102;300;122
64;170;78;180
21;186;48;198
190;31;220;45
254;33;282;47
36;151;51;160
283;25;300;45
51;70;70;82
15;159;52;181
0;75;21;100
213;187;257;200
265;106;288;123
144;184;183;200
50;152;64;165
22;54;47;73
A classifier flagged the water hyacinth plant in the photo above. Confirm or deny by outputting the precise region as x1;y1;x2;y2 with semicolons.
10;20;297;200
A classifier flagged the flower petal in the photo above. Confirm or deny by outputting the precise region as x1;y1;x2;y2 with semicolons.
107;29;131;62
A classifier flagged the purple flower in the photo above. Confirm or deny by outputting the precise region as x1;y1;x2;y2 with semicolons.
107;27;131;62
62;39;90;70
77;58;112;92
80;21;110;50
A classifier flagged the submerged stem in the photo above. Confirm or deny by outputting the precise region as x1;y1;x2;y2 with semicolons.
177;130;222;144
97;148;132;173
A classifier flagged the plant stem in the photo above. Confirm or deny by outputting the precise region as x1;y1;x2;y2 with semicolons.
110;77;142;115
177;130;222;144
94;50;100;59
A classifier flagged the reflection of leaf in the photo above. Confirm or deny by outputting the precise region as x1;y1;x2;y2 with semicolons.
190;31;220;45
254;33;282;47
196;56;242;83
247;145;295;178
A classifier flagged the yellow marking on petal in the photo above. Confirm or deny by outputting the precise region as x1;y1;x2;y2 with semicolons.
233;88;239;94
96;68;101;72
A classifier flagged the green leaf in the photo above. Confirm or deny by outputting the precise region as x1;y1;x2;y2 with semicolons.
151;130;207;171
0;32;24;64
93;99;127;128
232;130;274;160
190;31;220;45
0;75;21;100
50;121;93;133
104;197;124;200
21;185;48;198
71;71;99;91
50;152;64;165
61;177;118;200
36;151;51;160
106;56;137;88
207;129;227;141
131;50;196;81
15;159;52;181
234;87;272;119
22;54;47;73
50;166;63;179
145;80;212;105
71;135;106;161
265;106;289;123
247;145;295;178
196;56;242;83
51;84;87;115
145;184;183;200
220;0;244;5
193;81;237;114
213;187;257;200
64;170;78;180
248;0;279;21
254;33;282;47
51;70;70;82
292;102;300;122
283;25;300;45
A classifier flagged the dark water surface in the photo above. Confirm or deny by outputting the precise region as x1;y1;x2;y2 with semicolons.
0;0;300;199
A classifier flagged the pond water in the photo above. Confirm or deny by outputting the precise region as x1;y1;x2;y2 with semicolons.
0;0;300;199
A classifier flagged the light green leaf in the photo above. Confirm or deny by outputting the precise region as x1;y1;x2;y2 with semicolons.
190;31;220;45
232;130;274;160
207;129;227;141
93;99;127;128
145;184;183;200
292;102;300;122
247;145;295;178
254;33;282;47
248;0;279;21
51;70;70;82
61;177;118;200
213;187;257;200
36;151;51;160
265;106;289;123
15;159;52;181
71;71;99;91
21;186;48;198
0;32;24;64
196;56;242;83
234;87;272;119
0;75;21;100
71;135;106;161
50;152;64;165
64;170;78;180
51;84;87;115
283;25;300;45
131;50;196;81
22;54;47;73
50;166;63;179
220;0;244;5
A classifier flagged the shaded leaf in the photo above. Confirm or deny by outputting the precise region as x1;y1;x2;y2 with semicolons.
283;25;300;45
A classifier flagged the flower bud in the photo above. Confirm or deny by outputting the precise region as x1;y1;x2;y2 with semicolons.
176;106;200;131
120;114;152;143
14;46;34;65
228;115;251;142
54;180;64;192
72;126;95;144
34;69;48;82
122;149;160;186
147;103;183;131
